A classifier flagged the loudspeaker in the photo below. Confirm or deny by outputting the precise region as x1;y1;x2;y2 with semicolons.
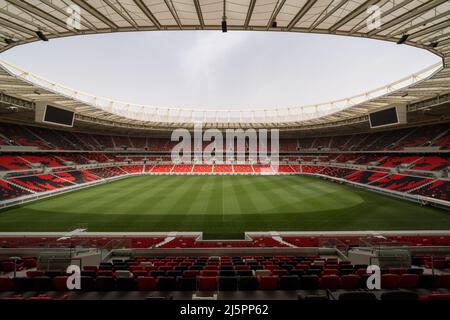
222;20;227;33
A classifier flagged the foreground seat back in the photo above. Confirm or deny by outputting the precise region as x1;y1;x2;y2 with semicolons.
156;276;176;291
300;275;319;290
258;276;279;290
399;274;419;289
198;276;218;291
381;274;400;289
95;276;115;291
238;276;258;290
218;276;238;291
279;275;300;290
319;275;340;290
137;276;156;291
340;274;360;290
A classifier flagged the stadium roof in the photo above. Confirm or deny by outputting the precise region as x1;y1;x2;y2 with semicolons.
0;0;449;129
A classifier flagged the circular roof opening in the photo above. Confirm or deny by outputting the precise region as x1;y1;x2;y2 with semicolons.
2;31;439;111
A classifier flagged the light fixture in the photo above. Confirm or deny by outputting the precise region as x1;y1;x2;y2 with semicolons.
429;42;439;48
396;34;409;45
36;30;49;42
221;19;227;33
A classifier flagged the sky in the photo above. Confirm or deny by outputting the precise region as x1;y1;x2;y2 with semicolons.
0;31;440;110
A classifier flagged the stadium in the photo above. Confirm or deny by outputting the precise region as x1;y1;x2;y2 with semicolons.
0;0;449;305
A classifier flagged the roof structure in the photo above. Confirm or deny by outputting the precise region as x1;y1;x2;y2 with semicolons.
0;0;449;129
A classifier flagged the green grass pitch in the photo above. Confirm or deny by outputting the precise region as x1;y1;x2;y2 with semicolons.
0;175;449;237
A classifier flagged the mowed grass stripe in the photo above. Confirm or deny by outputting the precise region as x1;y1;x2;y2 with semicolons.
0;175;450;234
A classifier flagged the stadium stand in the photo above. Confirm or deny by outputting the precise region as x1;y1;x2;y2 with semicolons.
0;131;445;203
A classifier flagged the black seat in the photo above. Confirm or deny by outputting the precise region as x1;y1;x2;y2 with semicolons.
113;264;128;271
354;264;368;270
236;270;253;276
112;259;124;264
177;277;197;291
99;263;113;270
339;268;354;275
32;276;53;291
189;266;203;270
151;271;166;277
300;275;319;290
220;266;234;270
95;276;115;291
219;276;238;291
339;291;377;301
13;277;33;291
238;276;258;290
306;268;321;276
80;276;95;291
280;264;293;271
166;270;183;277
220;270;236;277
175;266;189;271
279;275;300;290
250;265;263;270
418;274;439;288
116;278;136;291
407;268;424;275
81;270;96;278
45;270;63;278
289;269;305;277
156;276;176;291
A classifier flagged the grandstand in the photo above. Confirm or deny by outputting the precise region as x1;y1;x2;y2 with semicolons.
0;0;449;304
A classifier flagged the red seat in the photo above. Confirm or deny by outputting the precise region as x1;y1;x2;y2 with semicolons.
438;274;450;288
183;270;200;278
83;266;98;272
132;270;148;277
340;274;360;290
0;277;13;291
272;269;288;276
200;270;218;277
432;259;446;269
26;270;45;278
204;265;219;270
322;268;338;275
258;276;279;290
427;293;450;300
198;277;217;291
355;268;367;275
389;268;408;275
53;276;69;291
158;266;172;271
1;261;15;272
264;265;277;271
381;274;400;289
235;265;249;270
398;274;419;289
137;277;157;291
320;275;340;290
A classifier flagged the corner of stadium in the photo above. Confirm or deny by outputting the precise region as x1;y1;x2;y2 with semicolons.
0;0;449;311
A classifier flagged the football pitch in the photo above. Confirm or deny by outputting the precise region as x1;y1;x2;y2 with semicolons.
0;175;449;237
